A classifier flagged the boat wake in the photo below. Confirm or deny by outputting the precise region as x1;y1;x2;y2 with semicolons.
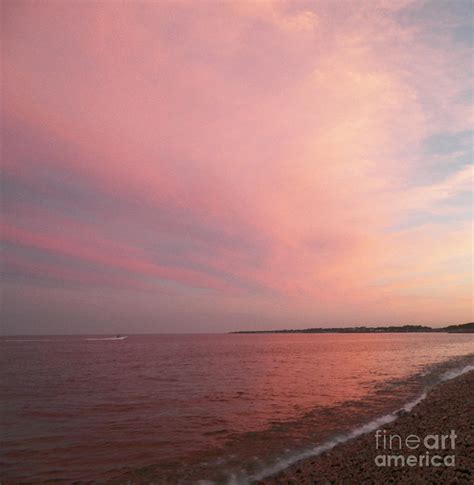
85;336;127;341
4;336;128;342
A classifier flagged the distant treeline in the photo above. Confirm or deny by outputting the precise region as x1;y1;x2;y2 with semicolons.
230;322;474;334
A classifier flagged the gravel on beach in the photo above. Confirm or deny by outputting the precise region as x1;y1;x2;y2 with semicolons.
256;370;474;484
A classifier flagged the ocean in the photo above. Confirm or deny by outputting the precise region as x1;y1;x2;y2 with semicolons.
1;333;473;483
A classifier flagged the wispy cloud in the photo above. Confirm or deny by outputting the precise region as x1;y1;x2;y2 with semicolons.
2;0;472;332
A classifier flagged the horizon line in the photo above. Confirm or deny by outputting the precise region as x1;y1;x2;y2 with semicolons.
2;322;473;337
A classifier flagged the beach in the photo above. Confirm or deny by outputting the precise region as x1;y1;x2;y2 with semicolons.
257;369;474;484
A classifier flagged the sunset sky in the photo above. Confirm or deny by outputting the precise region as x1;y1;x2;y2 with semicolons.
2;0;473;334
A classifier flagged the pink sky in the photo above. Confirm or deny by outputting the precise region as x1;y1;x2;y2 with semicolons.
2;0;473;333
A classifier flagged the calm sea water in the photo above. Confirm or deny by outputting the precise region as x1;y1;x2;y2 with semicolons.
1;333;473;483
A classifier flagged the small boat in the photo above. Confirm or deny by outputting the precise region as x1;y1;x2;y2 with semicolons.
115;335;127;340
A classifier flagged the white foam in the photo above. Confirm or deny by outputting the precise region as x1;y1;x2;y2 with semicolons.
229;363;474;484
247;412;399;482
439;364;474;382
403;391;427;412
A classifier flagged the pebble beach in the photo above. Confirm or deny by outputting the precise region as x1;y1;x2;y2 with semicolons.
257;369;474;484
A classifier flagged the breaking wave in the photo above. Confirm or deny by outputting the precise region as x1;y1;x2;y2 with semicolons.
226;361;474;484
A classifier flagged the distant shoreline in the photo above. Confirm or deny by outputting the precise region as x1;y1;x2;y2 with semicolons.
231;322;474;334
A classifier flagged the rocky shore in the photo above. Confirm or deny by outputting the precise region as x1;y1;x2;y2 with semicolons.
256;369;474;484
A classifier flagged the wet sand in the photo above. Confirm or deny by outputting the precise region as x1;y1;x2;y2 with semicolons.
256;369;474;484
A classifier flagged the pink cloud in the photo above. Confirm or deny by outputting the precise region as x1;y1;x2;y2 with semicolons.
2;0;472;330
1;223;235;293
